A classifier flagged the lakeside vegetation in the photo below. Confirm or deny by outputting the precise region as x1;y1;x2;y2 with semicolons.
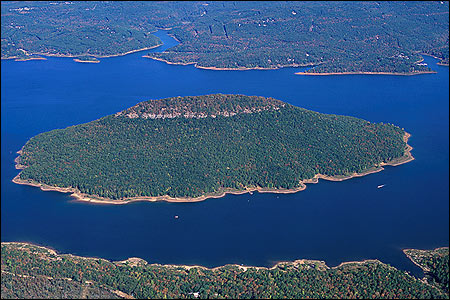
2;2;448;72
15;94;410;201
149;2;449;73
1;243;448;299
404;248;449;295
1;1;167;59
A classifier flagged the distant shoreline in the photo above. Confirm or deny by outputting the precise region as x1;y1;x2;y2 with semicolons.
143;55;315;71
295;71;437;76
12;132;414;205
4;50;445;73
73;59;100;64
1;43;163;62
143;56;439;75
421;53;449;67
12;56;47;62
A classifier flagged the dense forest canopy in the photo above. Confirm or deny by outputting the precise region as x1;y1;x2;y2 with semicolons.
148;1;449;73
1;1;448;72
1;243;448;299
404;248;450;295
16;94;409;200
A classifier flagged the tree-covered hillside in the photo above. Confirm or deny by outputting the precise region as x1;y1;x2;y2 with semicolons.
149;1;449;73
1;2;448;72
404;248;449;295
1;243;448;299
15;94;409;201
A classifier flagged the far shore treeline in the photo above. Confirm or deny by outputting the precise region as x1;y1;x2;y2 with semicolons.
1;2;448;72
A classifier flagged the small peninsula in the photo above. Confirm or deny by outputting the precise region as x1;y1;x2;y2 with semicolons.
1;243;448;299
73;56;100;64
13;94;413;204
404;247;449;294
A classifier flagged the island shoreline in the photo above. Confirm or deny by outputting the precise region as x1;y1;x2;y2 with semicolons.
12;132;414;205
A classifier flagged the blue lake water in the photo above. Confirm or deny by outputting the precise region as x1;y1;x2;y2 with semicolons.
1;31;448;277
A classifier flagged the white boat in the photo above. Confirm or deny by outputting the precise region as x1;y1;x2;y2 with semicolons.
377;184;386;189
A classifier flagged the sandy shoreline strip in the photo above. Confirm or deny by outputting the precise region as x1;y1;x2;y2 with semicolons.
14;57;47;62
1;56;46;61
0;241;393;272
2;43;163;62
73;59;100;64
143;55;314;71
295;71;437;76
8;241;441;276
12;132;414;205
3;48;447;70
143;56;438;75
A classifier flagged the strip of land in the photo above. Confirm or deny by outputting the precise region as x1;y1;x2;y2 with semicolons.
145;55;439;75
144;55;321;71
12;132;414;205
2;44;163;63
14;56;47;62
0;242;414;273
295;71;437;76
2;242;447;299
73;59;100;64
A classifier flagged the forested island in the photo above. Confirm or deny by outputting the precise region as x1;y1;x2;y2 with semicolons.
1;243;448;299
13;94;413;203
1;2;448;72
73;56;100;64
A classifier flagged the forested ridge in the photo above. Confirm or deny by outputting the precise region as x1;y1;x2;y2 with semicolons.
15;94;409;201
1;2;448;72
148;1;449;73
1;243;448;299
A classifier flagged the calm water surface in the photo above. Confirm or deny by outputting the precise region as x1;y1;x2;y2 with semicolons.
2;31;448;277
